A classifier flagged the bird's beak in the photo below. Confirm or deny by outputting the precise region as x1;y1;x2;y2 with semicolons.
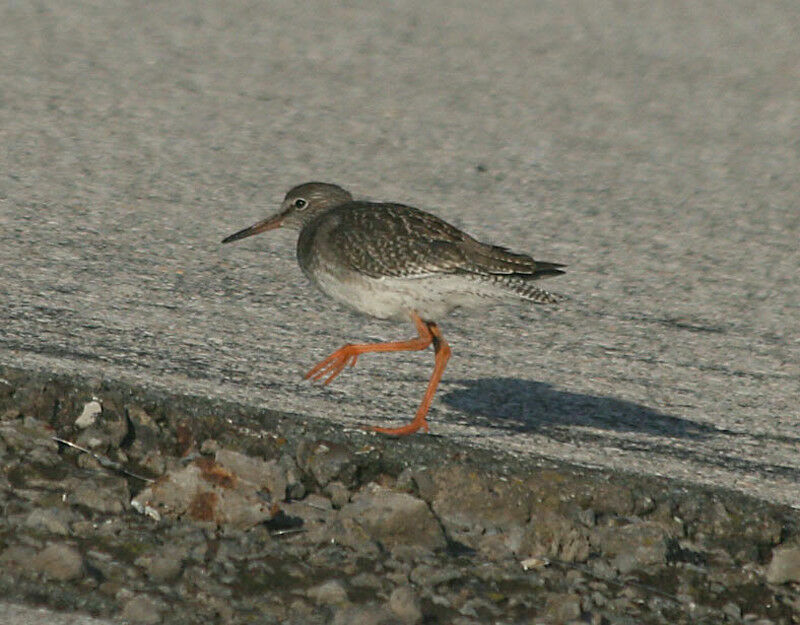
221;212;285;244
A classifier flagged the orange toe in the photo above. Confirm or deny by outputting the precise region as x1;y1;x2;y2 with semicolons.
365;416;430;436
305;346;360;384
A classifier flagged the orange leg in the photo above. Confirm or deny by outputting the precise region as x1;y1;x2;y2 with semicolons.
370;322;450;436
304;311;451;436
305;312;432;385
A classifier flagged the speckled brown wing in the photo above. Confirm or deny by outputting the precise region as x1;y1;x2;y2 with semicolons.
328;202;564;282
324;203;467;278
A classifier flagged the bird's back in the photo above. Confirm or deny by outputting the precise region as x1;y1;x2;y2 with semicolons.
297;201;565;315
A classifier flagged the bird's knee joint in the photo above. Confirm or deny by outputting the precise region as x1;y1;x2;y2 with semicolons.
433;338;451;357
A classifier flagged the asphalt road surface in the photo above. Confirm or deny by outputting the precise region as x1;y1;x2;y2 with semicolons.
0;603;112;625
2;0;798;513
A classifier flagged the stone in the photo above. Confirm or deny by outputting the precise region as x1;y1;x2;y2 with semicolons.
396;467;436;502
120;595;163;624
76;406;129;449
279;495;337;541
332;604;392;625
391;544;433;563
131;459;275;529
409;564;462;587
138;449;168;476
126;404;158;428
722;602;742;620
280;493;334;521
307;579;349;605
200;438;220;454
477;524;525;561
75;400;102;428
389;585;423;624
297;439;357;488
431;466;531;537
323;481;351;509
0;545;37;574
0;377;14;398
31;543;84;581
580;481;636;516
279;453;306;500
341;483;446;550
0;418;59;454
765;544;800;584
350;573;383;589
591;521;671;572
24;507;77;536
544;593;582;622
520;508;591;563
68;475;130;514
319;517;381;556
126;419;164;466
215;448;288;500
135;544;189;582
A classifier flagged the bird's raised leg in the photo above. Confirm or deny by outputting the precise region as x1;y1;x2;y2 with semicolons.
369;322;450;436
304;312;433;385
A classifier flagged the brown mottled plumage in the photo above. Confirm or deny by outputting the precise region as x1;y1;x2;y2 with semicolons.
222;182;565;435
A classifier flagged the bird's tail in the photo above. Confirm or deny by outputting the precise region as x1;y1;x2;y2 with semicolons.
471;272;564;304
462;240;566;303
503;277;565;304
526;260;566;280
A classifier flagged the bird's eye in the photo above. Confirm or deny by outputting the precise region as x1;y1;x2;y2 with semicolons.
293;198;308;209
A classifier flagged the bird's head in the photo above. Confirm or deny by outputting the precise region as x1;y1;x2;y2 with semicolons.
221;182;353;244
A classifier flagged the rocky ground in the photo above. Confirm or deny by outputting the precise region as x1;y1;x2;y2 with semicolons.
0;365;798;625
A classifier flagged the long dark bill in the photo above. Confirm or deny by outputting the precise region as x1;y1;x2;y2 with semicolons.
221;214;284;244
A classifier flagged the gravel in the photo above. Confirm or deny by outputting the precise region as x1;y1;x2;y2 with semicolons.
0;365;798;624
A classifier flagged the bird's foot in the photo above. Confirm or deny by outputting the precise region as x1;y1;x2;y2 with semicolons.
304;345;360;385
364;416;430;436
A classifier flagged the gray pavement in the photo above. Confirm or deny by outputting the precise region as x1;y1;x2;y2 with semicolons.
1;0;799;511
0;603;112;625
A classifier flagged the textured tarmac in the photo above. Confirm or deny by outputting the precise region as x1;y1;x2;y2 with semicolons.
2;0;799;513
0;603;112;625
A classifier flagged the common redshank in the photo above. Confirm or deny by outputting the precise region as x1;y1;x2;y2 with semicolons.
222;182;564;435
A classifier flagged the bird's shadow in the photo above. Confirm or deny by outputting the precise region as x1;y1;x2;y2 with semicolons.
442;377;800;449
442;377;721;438
441;378;800;482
